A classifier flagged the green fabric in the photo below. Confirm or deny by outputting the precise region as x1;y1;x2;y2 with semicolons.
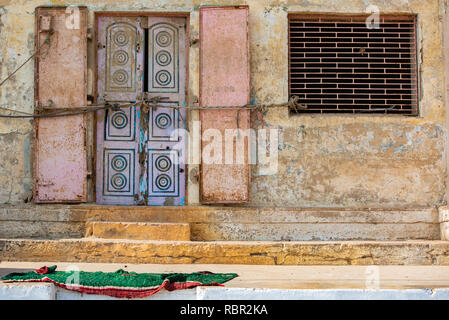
46;265;57;273
2;266;238;289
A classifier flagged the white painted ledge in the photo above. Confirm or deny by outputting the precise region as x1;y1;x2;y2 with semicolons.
0;283;55;300
196;287;449;300
2;283;449;300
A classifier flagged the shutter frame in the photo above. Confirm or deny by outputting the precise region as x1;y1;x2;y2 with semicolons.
34;6;88;203
199;6;251;203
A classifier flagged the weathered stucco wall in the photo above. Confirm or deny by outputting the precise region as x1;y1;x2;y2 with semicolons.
249;0;447;207
0;0;446;207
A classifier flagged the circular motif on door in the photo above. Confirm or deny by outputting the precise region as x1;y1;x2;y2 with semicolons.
111;155;128;172
113;31;129;46
155;174;172;190
112;70;129;85
156;31;172;47
111;111;128;129
113;50;129;65
155;50;172;66
155;113;172;129
111;173;127;190
155;70;172;86
155;155;172;172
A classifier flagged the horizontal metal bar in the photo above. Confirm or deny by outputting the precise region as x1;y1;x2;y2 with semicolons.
289;36;415;39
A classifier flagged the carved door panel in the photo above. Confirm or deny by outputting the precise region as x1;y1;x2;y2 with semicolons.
96;17;144;205
96;16;186;206
144;17;186;206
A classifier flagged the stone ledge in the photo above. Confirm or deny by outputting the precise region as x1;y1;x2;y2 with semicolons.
0;205;440;241
0;205;439;224
190;222;439;241
437;207;449;240
86;221;191;241
2;239;449;265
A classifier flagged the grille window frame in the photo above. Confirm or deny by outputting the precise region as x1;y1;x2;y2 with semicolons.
288;14;419;115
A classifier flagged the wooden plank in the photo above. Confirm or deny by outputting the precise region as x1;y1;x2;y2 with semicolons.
199;6;250;203
34;7;88;203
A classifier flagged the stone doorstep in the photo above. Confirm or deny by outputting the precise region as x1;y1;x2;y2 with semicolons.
2;239;449;265
85;221;190;241
0;205;439;224
0;206;442;241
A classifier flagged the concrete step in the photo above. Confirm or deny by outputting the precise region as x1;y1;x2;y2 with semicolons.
0;205;441;241
1;238;449;265
85;221;190;241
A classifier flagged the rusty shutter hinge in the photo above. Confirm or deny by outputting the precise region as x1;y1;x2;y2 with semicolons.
87;27;93;40
39;16;52;32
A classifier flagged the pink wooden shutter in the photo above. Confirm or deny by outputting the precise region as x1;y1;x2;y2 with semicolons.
34;7;88;203
199;6;251;203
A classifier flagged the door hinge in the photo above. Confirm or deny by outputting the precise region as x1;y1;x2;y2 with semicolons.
87;27;93;40
39;15;52;32
37;181;54;187
140;18;148;29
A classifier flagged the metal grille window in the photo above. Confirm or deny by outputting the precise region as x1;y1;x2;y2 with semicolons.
288;14;418;114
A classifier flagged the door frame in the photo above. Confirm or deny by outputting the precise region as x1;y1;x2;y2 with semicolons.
93;11;191;205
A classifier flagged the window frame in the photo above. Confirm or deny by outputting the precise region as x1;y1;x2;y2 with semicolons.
287;13;420;116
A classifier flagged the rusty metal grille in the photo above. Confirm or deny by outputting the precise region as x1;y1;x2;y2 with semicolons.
288;14;418;114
